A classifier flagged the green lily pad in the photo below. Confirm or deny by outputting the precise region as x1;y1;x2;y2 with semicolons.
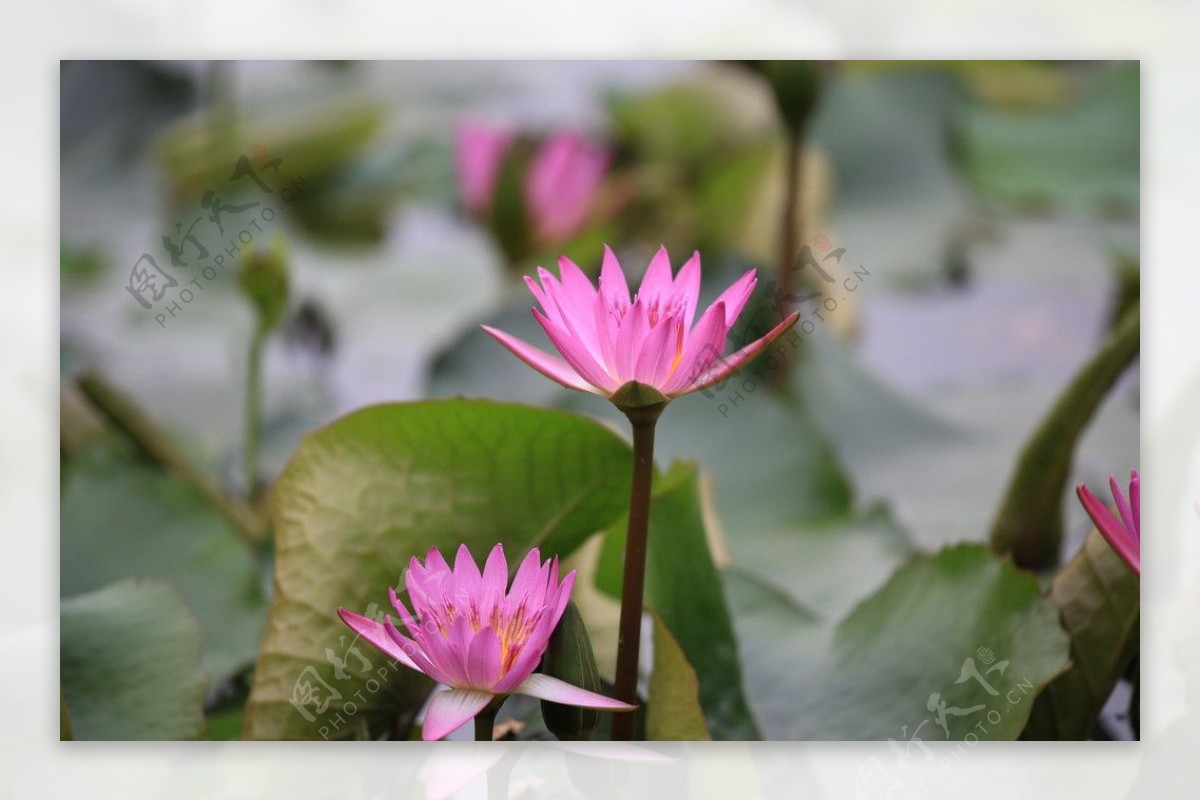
242;400;635;740
60;440;267;681
730;504;916;624
961;62;1139;214
725;544;1071;740
61;579;209;740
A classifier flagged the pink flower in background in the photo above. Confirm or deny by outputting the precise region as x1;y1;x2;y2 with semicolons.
455;122;609;245
455;122;513;216
1077;470;1140;575
524;132;610;244
338;544;632;741
482;246;801;408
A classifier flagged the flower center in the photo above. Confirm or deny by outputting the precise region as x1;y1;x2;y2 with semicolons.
424;596;544;676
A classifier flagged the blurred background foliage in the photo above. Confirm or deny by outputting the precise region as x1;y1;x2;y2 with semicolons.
60;60;1138;741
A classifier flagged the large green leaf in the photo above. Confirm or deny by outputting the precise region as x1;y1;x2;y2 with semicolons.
61;580;209;740
60;440;267;681
1022;530;1140;739
243;400;635;740
597;463;761;740
730;505;916;623
725;544;1071;740
647;613;711;741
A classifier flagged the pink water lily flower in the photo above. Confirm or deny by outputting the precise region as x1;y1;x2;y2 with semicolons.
339;544;632;741
482;246;801;408
524;132;610;245
455;122;514;216
1077;470;1140;575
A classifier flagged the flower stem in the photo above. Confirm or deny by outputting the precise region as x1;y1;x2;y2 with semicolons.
243;323;266;503
75;372;266;545
475;704;498;742
611;403;664;740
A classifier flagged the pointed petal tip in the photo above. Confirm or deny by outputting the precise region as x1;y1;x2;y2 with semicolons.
515;673;637;710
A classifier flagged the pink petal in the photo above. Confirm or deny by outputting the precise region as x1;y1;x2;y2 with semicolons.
522;274;551;315
455;123;512;215
679;311;800;395
480;324;595;393
423;547;453;578
337;608;420;671
673;251;702;327
634;315;683;388
391;586;427;641
454;544;483;600
662;302;729;395
508;547;542;599
481;543;508;611
512;673;635;710
613;301;649;383
384;616;452;685
404;563;448;619
1078;483;1140;574
548;569;576;632
637;246;674;300
599;245;630;307
422;688;495;741
465;625;504;691
1129;471;1140;539
593;298;620;376
406;557;449;609
524;134;608;243
1109;474;1137;543
709;269;757;327
417;621;470;688
534;308;620;392
549;256;605;362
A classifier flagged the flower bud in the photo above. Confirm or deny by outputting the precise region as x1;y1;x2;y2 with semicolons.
761;61;825;135
540;600;604;741
238;233;290;331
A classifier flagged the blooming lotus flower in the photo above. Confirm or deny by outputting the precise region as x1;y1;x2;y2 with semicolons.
455;122;514;216
1077;470;1140;575
482;246;801;409
338;544;632;741
524;132;610;245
